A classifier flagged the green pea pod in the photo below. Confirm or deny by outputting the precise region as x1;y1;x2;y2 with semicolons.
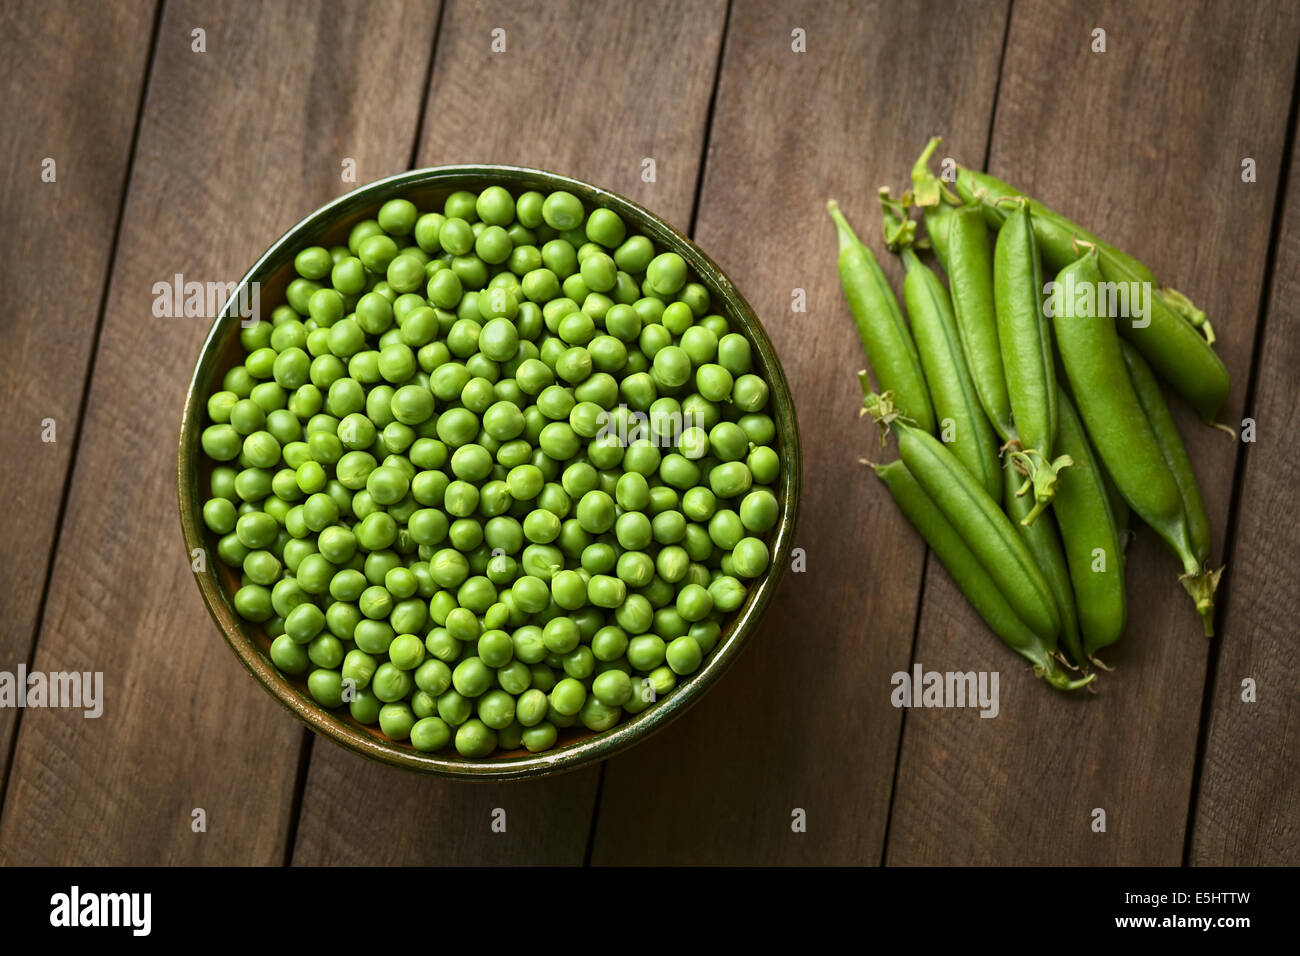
1099;457;1130;540
829;200;936;434
1049;249;1218;634
1002;456;1083;665
880;193;1000;499
952;164;1228;421
1120;340;1212;564
1053;389;1128;660
865;391;1060;640
923;200;956;273
875;460;1091;691
994;201;1069;524
948;202;1016;442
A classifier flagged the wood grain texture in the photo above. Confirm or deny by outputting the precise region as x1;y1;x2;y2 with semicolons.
1190;119;1300;866
589;0;1010;865
0;0;156;788
0;0;439;865
290;0;726;867
888;0;1300;865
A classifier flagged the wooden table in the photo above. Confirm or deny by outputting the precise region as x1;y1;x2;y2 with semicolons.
2;0;1296;866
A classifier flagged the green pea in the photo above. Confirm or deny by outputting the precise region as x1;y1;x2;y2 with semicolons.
454;719;497;757
586;208;627;248
307;669;345;708
549;677;587;716
627;634;666;671
410;716;452;752
732;537;770;578
643;252;686;296
521;722;557;753
542;191;585;231
270;635;310;675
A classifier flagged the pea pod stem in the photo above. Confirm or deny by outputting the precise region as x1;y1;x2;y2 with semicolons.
910;137;961;209
865;391;1061;641
1007;448;1074;526
874;458;1092;691
1160;287;1216;346
910;138;964;271
879;190;1001;500
828;200;936;434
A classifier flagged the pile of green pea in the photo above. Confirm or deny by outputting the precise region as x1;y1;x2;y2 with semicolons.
199;184;783;758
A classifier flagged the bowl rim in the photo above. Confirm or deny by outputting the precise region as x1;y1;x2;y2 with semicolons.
177;164;801;781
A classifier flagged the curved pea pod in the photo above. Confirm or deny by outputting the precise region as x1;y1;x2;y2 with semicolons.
1053;390;1128;660
880;195;1000;499
994;201;1069;524
953;165;1228;420
948;202;1016;443
1120;340;1212;564
875;460;1091;691
828;200;936;434
866;393;1060;640
1002;456;1083;666
1049;249;1218;634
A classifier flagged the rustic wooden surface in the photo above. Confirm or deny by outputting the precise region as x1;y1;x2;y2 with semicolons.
1;0;1296;866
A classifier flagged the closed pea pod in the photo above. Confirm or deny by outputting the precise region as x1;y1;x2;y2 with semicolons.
1002;456;1082;666
874;459;1090;691
923;201;956;273
994;200;1069;523
880;190;999;499
947;202;1015;443
828;201;935;434
1050;249;1218;633
865;390;1060;641
1052;389;1127;660
1120;341;1212;565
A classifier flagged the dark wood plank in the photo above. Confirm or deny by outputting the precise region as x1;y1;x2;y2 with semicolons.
0;0;156;792
290;0;727;867
590;0;1010;865
888;0;1300;865
0;0;440;865
1190;119;1300;866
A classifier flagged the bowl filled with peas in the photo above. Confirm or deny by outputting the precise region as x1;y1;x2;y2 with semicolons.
179;166;800;779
